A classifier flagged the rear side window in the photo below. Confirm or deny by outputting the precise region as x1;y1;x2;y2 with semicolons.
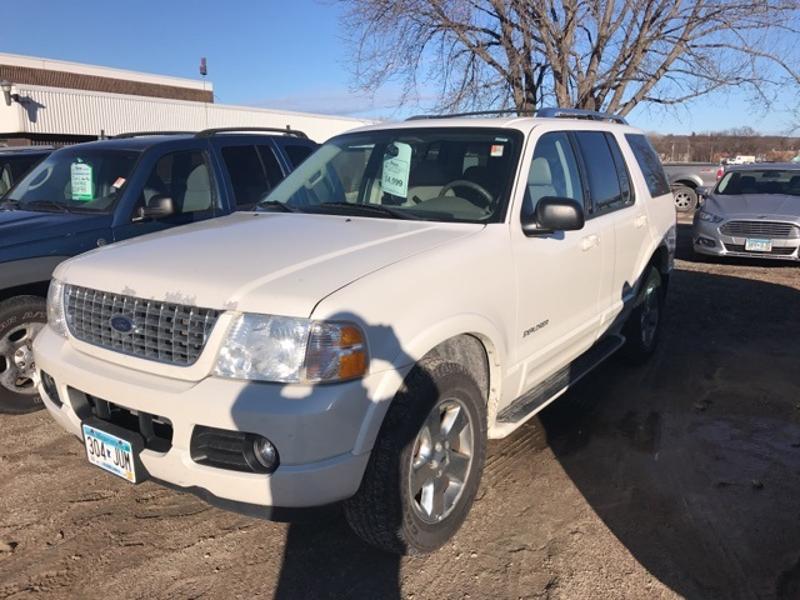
284;144;314;168
256;145;286;189
221;145;271;208
625;134;670;197
574;131;622;212
605;133;634;207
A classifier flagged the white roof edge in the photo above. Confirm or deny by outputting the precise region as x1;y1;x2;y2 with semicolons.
0;52;211;91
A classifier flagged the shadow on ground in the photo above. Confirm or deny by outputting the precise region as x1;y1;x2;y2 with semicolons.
540;266;800;600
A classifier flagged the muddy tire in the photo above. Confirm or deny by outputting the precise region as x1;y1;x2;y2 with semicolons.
0;296;47;414
344;359;487;555
672;185;698;212
620;268;664;365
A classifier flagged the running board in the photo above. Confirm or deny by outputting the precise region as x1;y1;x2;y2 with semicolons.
496;334;625;426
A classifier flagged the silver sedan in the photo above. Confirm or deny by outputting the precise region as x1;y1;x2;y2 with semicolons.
693;164;800;262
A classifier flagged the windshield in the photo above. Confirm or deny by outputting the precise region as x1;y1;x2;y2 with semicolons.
4;148;141;213
716;169;800;196
259;128;523;223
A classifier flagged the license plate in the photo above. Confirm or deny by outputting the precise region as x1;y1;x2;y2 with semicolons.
82;423;138;483
745;238;772;252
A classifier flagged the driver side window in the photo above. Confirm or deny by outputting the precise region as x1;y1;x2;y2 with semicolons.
523;132;584;221
138;150;215;216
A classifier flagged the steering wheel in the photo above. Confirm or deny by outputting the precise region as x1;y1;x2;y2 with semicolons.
438;179;494;209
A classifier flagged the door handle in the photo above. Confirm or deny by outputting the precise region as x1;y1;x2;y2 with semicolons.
581;234;600;251
634;214;648;229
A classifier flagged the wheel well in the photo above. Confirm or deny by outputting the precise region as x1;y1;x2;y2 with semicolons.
0;281;49;304
424;334;491;401
649;246;671;290
672;179;696;189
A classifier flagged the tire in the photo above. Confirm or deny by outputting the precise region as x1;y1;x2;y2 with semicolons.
672;185;698;212
0;295;47;414
344;359;487;555
620;267;664;365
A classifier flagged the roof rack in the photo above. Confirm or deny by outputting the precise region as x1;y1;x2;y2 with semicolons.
113;131;194;139
536;107;628;125
195;126;308;139
406;109;533;120
405;106;627;125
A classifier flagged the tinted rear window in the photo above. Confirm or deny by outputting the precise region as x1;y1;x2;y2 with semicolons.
284;144;315;168
625;134;670;197
574;131;622;210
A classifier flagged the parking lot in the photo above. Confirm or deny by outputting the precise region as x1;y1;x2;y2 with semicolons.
1;216;799;600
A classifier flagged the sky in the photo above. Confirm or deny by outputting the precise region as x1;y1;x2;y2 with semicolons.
1;0;796;135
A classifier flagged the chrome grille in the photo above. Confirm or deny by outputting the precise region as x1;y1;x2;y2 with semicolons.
64;285;220;366
720;220;799;239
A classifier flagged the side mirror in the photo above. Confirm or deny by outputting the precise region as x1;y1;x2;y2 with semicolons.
696;186;709;198
134;195;175;221
522;196;585;236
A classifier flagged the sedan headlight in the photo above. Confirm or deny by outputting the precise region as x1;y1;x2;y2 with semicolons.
697;210;723;224
46;278;68;337
213;314;368;384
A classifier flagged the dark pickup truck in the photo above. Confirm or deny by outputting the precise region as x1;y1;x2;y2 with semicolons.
0;128;317;413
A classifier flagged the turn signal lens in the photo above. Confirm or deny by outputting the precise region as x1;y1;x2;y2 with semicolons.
305;322;368;382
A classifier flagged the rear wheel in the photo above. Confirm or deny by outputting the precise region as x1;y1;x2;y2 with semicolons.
620;268;664;365
0;296;47;414
344;359;487;555
672;185;698;212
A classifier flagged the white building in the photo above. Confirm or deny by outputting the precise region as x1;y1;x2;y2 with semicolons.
0;53;373;144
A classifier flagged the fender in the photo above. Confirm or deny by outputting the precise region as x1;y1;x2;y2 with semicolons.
0;256;69;292
352;313;508;456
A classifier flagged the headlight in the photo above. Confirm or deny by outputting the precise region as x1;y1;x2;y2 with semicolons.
46;279;68;337
697;210;723;224
212;314;368;384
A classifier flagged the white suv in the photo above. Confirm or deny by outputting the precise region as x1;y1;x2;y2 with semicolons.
35;109;676;554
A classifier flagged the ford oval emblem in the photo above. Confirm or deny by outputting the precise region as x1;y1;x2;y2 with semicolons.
109;315;134;334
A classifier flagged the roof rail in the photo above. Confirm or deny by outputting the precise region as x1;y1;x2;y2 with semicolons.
536;107;628;125
405;106;627;125
195;126;308;139
113;131;194;139
406;109;534;121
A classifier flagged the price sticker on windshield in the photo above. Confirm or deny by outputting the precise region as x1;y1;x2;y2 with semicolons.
382;142;412;198
70;161;94;201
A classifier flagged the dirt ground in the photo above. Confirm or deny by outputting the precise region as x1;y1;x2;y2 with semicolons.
2;217;800;600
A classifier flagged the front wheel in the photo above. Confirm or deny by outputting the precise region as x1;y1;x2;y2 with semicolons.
0;296;47;414
344;359;487;555
620;268;664;365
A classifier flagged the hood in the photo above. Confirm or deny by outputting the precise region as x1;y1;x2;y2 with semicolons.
57;212;483;317
0;208;109;250
706;194;800;220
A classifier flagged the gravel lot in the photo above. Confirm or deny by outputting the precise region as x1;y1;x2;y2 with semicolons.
2;218;800;600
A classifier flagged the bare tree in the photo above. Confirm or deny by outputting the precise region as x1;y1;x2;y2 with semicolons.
339;0;800;116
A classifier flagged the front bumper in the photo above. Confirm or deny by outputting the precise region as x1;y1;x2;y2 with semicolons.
34;326;376;510
692;218;800;261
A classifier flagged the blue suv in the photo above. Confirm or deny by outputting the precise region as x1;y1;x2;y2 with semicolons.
0;128;317;413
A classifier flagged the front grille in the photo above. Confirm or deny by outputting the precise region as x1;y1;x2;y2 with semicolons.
720;220;799;239
724;243;797;256
64;285;219;366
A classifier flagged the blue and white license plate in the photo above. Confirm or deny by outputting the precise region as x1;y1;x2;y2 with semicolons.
82;423;137;483
745;238;772;252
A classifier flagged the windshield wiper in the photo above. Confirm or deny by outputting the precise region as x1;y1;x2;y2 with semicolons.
20;200;73;213
257;201;297;213
318;202;411;220
0;198;20;209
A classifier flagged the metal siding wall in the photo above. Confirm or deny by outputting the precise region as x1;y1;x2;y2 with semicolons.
12;85;372;142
